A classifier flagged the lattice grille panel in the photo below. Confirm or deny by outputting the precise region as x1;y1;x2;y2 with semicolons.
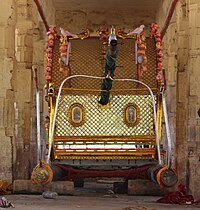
112;38;136;89
51;37;157;90
55;93;155;137
114;38;157;88
61;87;158;96
51;39;65;89
69;39;102;89
143;38;157;87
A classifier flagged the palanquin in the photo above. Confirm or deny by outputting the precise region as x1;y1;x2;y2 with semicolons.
39;24;177;188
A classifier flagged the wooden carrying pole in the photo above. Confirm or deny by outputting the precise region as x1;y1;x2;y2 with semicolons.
161;0;179;38
34;0;49;32
33;66;42;163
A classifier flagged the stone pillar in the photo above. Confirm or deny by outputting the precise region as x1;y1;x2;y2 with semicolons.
175;0;189;185
13;0;34;179
30;0;55;169
156;0;178;167
12;0;55;179
187;0;200;197
173;0;200;197
0;0;16;182
157;0;200;197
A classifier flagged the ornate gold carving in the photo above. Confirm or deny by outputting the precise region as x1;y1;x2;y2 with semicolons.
97;25;109;69
116;28;135;39
54;151;165;160
68;103;85;127
123;103;140;127
70;28;90;40
49;33;162;161
156;93;163;141
54;135;156;142
56;94;154;136
97;25;109;44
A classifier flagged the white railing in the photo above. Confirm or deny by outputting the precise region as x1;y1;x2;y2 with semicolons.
47;75;162;165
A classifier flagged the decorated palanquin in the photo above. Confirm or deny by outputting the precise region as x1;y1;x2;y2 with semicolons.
43;24;177;187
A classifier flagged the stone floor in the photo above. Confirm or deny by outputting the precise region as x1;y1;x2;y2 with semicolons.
3;194;200;210
2;182;200;210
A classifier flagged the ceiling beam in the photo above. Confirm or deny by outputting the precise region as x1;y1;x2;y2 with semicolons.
161;0;178;38
34;0;49;32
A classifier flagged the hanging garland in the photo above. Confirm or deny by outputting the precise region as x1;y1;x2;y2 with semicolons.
97;25;109;70
126;25;147;82
58;27;77;78
59;32;70;78
45;25;57;82
97;26;119;106
150;23;164;83
136;33;147;81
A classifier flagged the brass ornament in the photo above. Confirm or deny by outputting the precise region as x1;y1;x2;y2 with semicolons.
123;103;140;127
68;103;85;127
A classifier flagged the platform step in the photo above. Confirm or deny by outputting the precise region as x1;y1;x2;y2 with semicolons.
13;180;74;195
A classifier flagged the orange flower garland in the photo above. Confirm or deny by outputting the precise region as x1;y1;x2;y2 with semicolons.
45;25;57;82
136;33;147;81
59;35;69;77
97;25;109;69
150;23;164;83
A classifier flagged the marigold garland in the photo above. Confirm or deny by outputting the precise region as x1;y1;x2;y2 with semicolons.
45;25;57;82
150;23;164;83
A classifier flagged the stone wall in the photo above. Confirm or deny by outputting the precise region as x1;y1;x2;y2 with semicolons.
156;0;200;197
55;9;157;35
54;0;198;196
156;0;179;172
0;0;17;182
31;0;55;171
0;0;55;181
186;0;200;198
1;0;200;197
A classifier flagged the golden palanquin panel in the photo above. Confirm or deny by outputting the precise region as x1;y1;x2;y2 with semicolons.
51;39;61;88
55;91;155;137
50;35;160;160
69;39;103;89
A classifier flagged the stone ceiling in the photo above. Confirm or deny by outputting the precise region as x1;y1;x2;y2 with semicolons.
52;0;162;34
52;0;161;12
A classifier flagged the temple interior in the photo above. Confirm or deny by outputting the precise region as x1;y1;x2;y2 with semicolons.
0;0;200;203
